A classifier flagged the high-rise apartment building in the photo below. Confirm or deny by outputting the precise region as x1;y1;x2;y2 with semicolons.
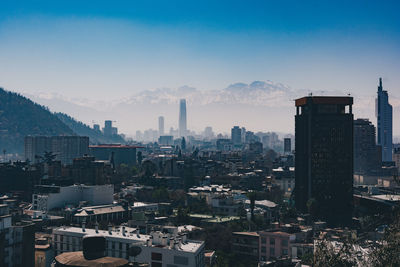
103;120;113;136
295;96;353;226
354;119;379;174
231;126;242;145
158;116;165;136
24;136;89;165
284;138;291;153
376;78;393;162
179;99;187;137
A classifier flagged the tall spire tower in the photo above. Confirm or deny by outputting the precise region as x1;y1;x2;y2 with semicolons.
376;77;393;162
179;99;187;138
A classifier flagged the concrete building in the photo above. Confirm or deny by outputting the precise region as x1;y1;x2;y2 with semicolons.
158;136;174;146
0;204;35;267
376;78;393;162
179;99;187;138
295;96;353;226
35;235;54;267
158;116;165;136
231;126;242;146
232;232;259;260
259;231;295;261
354;119;380;174
53;225;205;267
89;144;142;166
393;147;400;173
284;138;291;153
32;184;114;212
24;136;89;165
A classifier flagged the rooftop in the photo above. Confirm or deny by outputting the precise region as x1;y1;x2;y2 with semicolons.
295;96;353;107
53;226;204;253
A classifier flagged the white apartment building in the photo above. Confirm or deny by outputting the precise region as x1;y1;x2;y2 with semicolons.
53;225;205;267
32;184;114;212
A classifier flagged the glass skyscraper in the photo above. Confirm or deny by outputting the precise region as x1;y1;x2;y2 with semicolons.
376;78;393;162
179;99;187;137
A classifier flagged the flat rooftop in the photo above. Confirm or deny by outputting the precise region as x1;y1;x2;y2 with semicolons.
53;226;204;253
295;96;353;107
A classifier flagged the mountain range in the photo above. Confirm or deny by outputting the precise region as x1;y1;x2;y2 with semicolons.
23;80;400;138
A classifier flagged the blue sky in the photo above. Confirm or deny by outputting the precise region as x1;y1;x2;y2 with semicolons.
0;0;399;134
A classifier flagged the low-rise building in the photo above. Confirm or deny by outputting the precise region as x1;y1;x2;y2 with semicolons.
32;184;114;212
259;231;295;261
232;232;259;260
53;225;205;267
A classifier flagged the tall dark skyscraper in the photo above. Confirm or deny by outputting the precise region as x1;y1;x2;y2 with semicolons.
158;116;164;136
295;96;353;226
231;126;242;145
376;78;393;162
284;138;291;153
179;99;187;137
354;119;379;174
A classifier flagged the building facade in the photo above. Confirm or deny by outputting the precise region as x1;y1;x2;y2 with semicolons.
89;144;141;166
0;204;35;267
158;116;165;136
24;136;89;165
231;126;242;146
295;96;353;226
354;119;379;174
53;226;205;267
179;99;187;138
259;231;295;261
376;78;393;162
32;184;114;212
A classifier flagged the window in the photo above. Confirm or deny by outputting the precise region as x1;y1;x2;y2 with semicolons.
167;265;178;267
282;239;288;247
261;237;266;244
151;252;162;261
270;238;275;245
174;256;189;265
270;247;275;256
282;249;288;255
261;246;266;253
152;262;162;267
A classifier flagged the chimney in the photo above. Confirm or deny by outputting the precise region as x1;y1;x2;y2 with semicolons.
108;224;112;235
122;226;126;236
82;220;86;232
95;222;99;233
169;237;174;249
148;235;153;246
174;240;179;250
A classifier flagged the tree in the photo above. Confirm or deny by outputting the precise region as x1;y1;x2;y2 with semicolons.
370;214;400;267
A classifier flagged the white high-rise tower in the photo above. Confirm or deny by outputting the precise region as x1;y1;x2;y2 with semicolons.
158;116;164;136
179;99;187;137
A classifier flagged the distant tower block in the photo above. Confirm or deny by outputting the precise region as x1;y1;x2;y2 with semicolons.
179;99;187;137
376;78;393;162
158;116;165;136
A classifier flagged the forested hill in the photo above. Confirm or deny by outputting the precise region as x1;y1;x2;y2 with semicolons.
0;88;74;153
55;112;126;144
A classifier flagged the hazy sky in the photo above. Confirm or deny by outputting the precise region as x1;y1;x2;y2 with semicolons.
0;1;399;135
